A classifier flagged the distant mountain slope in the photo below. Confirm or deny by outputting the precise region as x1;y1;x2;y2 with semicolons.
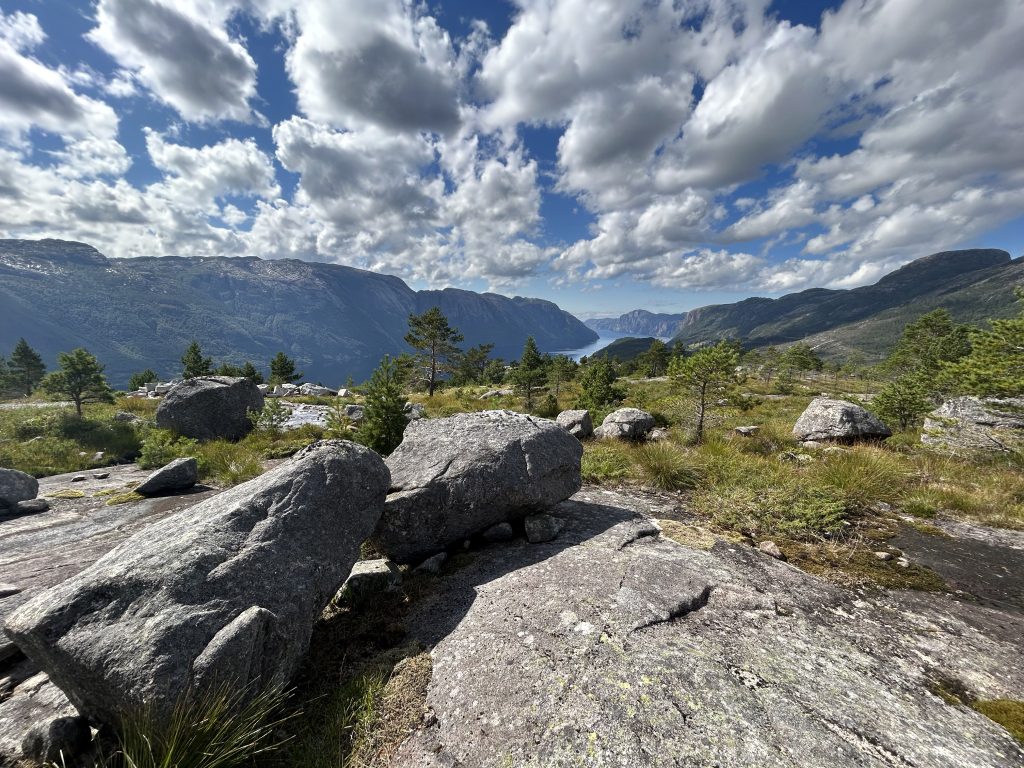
589;249;1023;360
590;337;660;363
0;239;597;387
586;310;686;337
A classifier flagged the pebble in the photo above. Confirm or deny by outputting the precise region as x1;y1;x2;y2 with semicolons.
874;551;894;561
758;541;785;560
70;476;86;483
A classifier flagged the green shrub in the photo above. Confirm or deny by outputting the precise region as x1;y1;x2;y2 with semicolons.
701;482;849;540
809;449;904;510
197;441;264;486
249;398;289;434
138;429;200;469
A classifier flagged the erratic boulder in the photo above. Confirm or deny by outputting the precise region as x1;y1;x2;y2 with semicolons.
922;397;1024;453
4;440;389;728
792;397;891;442
371;410;582;564
0;468;38;511
594;408;655;441
134;457;198;496
155;376;264;441
555;409;593;439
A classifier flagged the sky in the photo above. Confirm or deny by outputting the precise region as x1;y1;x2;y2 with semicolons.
1;0;1023;320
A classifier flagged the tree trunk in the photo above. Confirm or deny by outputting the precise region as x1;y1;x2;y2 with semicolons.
73;395;83;417
695;384;706;443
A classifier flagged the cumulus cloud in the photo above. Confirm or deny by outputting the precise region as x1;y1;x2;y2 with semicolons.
88;0;258;122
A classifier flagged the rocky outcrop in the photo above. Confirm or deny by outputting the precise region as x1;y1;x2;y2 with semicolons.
4;441;389;728
0;469;37;511
155;376;264;441
594;408;655;440
922;397;1024;453
393;488;1024;768
134;457;198;496
792;397;891;442
371;411;582;564
0;672;86;766
555;409;593;439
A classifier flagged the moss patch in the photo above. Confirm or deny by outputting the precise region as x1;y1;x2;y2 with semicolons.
46;489;85;499
972;699;1024;743
780;541;948;591
656;519;719;550
104;491;145;506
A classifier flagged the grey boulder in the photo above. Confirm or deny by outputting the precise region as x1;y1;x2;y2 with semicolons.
922;397;1024;454
134;457;198;496
524;513;565;543
4;440;389;728
155;376;264;441
594;408;655;441
0;468;38;511
339;559;402;600
371;410;582;564
555;409;593;439
792;397;892;442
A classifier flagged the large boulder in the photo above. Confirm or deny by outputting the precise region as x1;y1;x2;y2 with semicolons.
4;440;389;728
0;468;38;511
594;408;655;441
155;376;264;441
371;410;582;564
792;397;891;442
556;409;593;439
922;397;1024;454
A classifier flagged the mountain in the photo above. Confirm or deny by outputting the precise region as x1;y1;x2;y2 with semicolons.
589;249;1024;360
0;239;597;387
590;337;661;363
586;310;686;337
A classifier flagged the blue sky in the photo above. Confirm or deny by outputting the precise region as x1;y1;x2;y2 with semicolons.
1;0;1022;320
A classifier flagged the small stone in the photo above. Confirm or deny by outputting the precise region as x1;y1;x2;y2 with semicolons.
482;522;515;543
339;559;402;599
414;552;447;574
801;440;823;449
734;426;759;436
91;452;104;463
524;514;565;544
0;583;21;598
646;427;670;442
897;557;911;568
874;551;894;561
15;499;49;515
70;476;86;482
758;541;785;560
135;457;199;496
92;472;110;480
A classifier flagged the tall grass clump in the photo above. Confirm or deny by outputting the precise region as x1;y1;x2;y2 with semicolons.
580;442;631;484
699;482;849;540
100;685;292;768
809;448;905;510
632;442;702;491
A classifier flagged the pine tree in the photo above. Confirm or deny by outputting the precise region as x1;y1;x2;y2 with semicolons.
453;343;494;385
269;352;302;385
240;361;264;384
873;376;931;431
128;368;158;390
405;307;464;396
577;357;620;410
41;348;113;417
181;341;212;378
669;341;742;443
8;338;46;396
356;356;408;455
548;355;577;398
511;336;547;410
884;309;971;380
943;294;1024;397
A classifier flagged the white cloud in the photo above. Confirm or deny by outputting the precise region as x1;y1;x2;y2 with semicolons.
88;0;258;123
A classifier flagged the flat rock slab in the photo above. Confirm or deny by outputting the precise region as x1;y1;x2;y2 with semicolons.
395;488;1024;768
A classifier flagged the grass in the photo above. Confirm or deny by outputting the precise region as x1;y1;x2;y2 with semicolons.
972;700;1024;743
46;489;85;499
632;442;702;490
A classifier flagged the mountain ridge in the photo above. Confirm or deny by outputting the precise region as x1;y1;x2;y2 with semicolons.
0;239;597;387
586;249;1022;358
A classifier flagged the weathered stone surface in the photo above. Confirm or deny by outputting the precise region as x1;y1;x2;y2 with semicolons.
296;383;336;397
155;376;264;441
414;552;446;574
343;404;365;422
371;411;582;564
792;397;892;442
524;513;564;543
0;469;37;511
482;522;515;543
134;457;198;496
922;397;1024;454
5;499;49;518
555;409;593;439
340;559;402;599
0;673;82;766
594;408;655;441
5;441;389;728
393;488;1024;768
479;389;513;400
758;540;784;559
404;402;426;421
20;712;91;765
734;425;759;436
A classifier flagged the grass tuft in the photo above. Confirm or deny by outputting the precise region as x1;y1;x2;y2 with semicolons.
632;443;702;491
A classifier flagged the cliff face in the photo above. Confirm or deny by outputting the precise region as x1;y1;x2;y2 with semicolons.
586;309;686;337
0;240;596;386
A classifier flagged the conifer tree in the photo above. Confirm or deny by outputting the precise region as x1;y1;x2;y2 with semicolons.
669;341;742;443
128;368;158;390
181;341;212;378
269;352;302;385
943;293;1024;397
41;348;113;416
405;307;464;396
356;355;408;455
511;336;547;410
8;338;46;396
